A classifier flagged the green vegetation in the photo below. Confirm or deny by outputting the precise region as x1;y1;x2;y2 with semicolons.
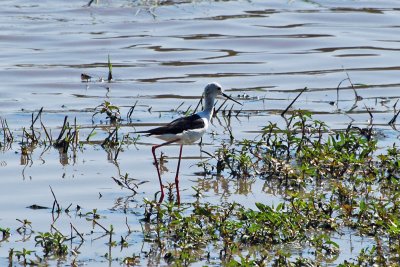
2;108;400;266
138;111;398;266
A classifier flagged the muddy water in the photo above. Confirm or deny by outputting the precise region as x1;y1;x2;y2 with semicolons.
1;0;400;265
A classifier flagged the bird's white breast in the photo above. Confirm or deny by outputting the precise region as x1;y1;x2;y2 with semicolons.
179;117;208;144
156;117;208;145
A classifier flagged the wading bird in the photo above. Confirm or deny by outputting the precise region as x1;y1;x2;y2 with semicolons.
137;82;242;204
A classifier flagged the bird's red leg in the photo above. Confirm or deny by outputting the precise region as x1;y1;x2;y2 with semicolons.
151;139;179;203
175;144;183;205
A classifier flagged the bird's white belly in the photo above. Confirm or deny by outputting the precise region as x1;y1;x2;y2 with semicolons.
180;128;207;144
155;117;209;145
156;128;206;145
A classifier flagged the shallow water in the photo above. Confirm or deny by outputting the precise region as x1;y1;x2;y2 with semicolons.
1;0;400;265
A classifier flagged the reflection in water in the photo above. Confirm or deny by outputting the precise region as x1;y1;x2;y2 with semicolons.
195;175;256;198
20;152;33;181
20;152;31;166
112;195;137;213
57;148;69;166
157;152;169;174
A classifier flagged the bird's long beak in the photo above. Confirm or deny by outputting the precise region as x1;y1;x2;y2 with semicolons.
222;93;242;106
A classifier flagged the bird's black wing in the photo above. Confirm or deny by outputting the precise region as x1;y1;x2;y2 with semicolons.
138;114;205;136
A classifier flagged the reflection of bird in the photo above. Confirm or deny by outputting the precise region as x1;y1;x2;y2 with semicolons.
137;82;242;204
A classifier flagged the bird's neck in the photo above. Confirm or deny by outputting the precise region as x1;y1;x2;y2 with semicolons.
204;97;215;115
200;101;214;121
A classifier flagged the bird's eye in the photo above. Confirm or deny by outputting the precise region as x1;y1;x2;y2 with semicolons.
217;87;222;91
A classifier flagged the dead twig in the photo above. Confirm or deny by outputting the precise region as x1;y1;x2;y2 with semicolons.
107;54;113;82
127;100;138;121
389;100;400;126
49;185;61;214
70;223;85;242
281;87;307;117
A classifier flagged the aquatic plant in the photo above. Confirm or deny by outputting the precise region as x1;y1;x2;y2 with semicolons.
3;106;400;265
93;100;121;124
34;231;68;257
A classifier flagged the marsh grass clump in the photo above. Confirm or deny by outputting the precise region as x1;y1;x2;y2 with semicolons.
0;105;144;165
53;116;80;154
112;173;139;195
3;110;400;266
0;227;11;240
132;108;400;264
140;200;341;266
34;231;68;257
0;117;13;150
4;104;400;265
93;101;121;124
193;110;400;265
204;110;377;185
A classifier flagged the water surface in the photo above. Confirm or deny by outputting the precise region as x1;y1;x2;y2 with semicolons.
1;0;400;265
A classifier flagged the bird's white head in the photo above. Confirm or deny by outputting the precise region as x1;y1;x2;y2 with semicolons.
204;82;223;99
203;82;242;106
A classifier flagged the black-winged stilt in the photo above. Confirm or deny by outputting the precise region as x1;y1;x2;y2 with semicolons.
137;82;241;204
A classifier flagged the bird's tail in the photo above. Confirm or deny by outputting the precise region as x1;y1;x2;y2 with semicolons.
130;130;151;136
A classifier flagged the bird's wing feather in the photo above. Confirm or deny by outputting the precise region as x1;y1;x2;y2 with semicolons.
143;114;205;136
